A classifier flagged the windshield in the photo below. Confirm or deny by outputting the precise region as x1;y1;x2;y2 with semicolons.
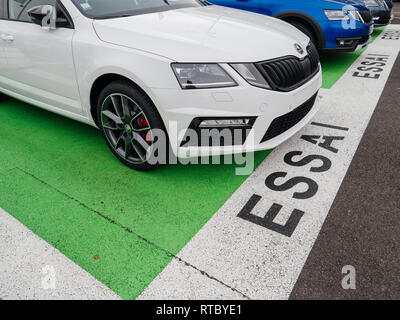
71;0;207;19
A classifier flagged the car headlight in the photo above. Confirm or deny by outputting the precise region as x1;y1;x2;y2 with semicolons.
363;0;379;6
171;63;237;89
230;63;271;89
324;9;361;21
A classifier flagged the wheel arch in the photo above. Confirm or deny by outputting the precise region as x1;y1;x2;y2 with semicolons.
275;11;325;50
90;73;162;128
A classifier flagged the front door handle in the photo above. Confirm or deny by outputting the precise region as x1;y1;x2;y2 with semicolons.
1;34;14;43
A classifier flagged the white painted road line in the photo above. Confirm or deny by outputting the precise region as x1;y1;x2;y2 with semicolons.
140;26;400;300
139;258;247;300
0;208;121;300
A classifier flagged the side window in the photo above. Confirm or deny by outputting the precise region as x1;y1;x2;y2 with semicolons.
8;0;57;22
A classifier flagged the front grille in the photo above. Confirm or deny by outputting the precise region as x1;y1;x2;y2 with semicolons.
376;9;392;24
260;93;318;143
307;42;320;71
257;43;320;92
359;10;373;24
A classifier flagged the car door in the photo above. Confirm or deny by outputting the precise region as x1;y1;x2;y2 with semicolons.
0;0;83;115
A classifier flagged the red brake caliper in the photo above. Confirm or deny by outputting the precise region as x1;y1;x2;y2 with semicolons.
138;115;152;143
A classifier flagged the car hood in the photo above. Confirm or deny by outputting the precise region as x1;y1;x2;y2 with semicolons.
323;0;368;9
93;5;310;63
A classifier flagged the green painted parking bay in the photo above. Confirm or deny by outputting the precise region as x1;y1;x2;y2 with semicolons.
0;168;173;299
0;28;386;298
321;27;385;89
0;100;270;299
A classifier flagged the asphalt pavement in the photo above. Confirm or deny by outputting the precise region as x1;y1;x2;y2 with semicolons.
393;2;400;24
291;48;400;300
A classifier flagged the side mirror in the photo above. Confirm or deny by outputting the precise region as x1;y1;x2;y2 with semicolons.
27;5;57;30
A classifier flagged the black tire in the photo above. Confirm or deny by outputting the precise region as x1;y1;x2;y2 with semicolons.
0;92;8;102
96;80;168;171
290;21;317;48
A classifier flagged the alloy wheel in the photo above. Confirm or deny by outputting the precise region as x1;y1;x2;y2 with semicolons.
100;94;153;164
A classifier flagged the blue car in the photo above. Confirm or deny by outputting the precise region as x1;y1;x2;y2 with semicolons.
208;0;375;52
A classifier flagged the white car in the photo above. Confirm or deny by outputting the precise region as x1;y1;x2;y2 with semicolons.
0;0;322;171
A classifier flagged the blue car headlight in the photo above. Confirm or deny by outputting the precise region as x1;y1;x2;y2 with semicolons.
324;9;362;22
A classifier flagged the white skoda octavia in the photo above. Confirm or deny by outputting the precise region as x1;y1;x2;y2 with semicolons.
0;0;322;170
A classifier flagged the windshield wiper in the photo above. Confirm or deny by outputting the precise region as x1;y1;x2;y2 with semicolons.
95;13;134;19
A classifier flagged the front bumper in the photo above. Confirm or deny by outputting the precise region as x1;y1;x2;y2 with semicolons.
151;64;322;158
322;20;374;52
323;35;371;53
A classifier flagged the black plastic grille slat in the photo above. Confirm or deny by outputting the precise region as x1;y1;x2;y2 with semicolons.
282;60;293;78
291;58;303;83
359;10;373;24
307;43;320;71
260;93;318;143
284;60;294;82
258;43;319;92
274;63;285;84
277;62;288;87
267;64;282;85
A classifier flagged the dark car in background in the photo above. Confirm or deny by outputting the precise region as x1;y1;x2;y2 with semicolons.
359;0;393;26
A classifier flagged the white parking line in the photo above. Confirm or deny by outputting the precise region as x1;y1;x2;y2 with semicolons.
0;208;121;300
140;26;400;300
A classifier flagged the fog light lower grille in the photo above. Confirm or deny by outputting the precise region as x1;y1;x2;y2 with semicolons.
180;117;257;147
198;119;253;128
337;39;357;47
